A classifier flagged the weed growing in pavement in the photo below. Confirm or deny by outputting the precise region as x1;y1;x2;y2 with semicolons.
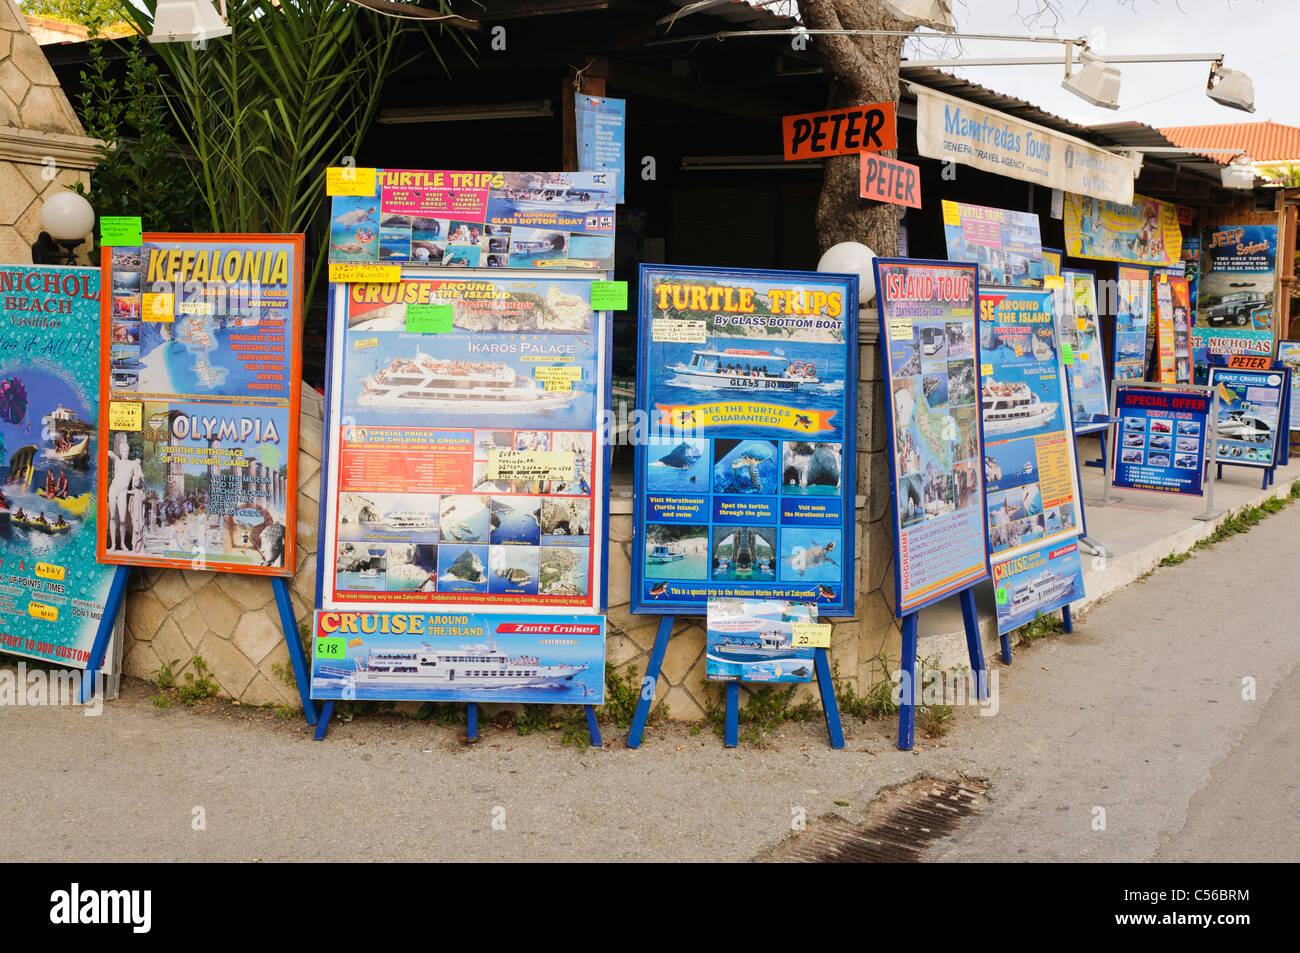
700;679;819;747
1016;612;1066;643
916;652;955;739
271;661;296;688
1158;483;1300;568
835;653;900;719
151;656;220;707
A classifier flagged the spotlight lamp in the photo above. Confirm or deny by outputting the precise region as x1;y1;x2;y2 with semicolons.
1207;62;1255;112
1062;46;1121;110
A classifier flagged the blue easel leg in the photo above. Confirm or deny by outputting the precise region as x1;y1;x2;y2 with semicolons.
1000;633;1012;665
813;647;845;749
626;615;673;749
1062;605;1074;633
898;613;918;751
79;565;130;704
271;576;317;726
959;587;988;702
584;704;602;747
724;681;739;748
313;701;334;741
467;702;478;741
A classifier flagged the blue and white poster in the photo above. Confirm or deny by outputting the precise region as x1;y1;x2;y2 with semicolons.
1112;388;1209;495
1113;265;1150;382
941;201;1045;287
632;265;857;616
0;265;117;668
1190;327;1273;385
310;611;605;704
705;598;816;683
991;540;1084;635
1277;341;1300;432
575;94;626;204
876;259;989;616
978;289;1083;564
1208;366;1284;468
1059;269;1108;428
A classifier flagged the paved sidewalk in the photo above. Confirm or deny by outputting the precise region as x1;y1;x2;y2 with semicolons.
2;493;1298;862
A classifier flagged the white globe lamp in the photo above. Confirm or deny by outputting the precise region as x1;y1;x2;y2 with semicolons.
817;242;876;304
36;191;95;265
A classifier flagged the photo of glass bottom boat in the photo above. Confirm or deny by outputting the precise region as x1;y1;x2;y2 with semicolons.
358;349;579;412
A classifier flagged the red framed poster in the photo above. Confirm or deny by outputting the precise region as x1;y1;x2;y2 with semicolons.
96;233;304;576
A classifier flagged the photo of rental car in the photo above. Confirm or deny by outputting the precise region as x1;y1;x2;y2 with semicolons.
1121;448;1144;463
1174;454;1199;468
1204;290;1267;327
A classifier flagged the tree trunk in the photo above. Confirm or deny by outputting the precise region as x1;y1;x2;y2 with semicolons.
796;0;914;257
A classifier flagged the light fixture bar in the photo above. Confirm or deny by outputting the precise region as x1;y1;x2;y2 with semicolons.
905;52;1225;67
647;28;1088;48
378;101;554;124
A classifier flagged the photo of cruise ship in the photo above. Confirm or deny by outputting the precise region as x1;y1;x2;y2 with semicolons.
982;379;1059;434
666;343;820;392
358;348;579;413
705;598;816;683
1008;570;1076;616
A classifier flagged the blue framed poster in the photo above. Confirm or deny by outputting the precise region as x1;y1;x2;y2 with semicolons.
1197;224;1277;333
978;288;1084;563
318;275;611;614
705;598;816;683
1190;327;1272;385
1059;269;1109;429
992;539;1085;634
1113;265;1150;382
0;265;118;668
1208;365;1285;468
1112;388;1210;495
310;610;605;704
941;200;1044;287
631;264;858;616
1277;340;1300;432
875;258;989;616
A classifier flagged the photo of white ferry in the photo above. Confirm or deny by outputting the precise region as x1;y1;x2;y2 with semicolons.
982;379;1058;434
359;348;579;412
666;344;820;391
1008;570;1075;616
317;640;589;693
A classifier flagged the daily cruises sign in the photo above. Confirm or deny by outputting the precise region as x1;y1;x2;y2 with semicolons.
914;85;1136;206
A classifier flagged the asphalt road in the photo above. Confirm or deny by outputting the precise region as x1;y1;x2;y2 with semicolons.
2;501;1297;863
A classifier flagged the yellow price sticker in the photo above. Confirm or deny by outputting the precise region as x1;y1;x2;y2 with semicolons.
981;363;994;376
1014;344;1024;357
143;292;174;322
354;337;378;350
535;366;581;383
28;602;58;622
108;401;142;431
888;317;914;341
326;166;377;197
941;199;961;227
34;563;66;581
329;263;400;284
543;380;572;392
1080;351;1090;361
1076;318;1090;331
791;622;831;648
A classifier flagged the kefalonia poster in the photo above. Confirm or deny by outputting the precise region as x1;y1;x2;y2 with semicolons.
1063;192;1182;266
875;259;988;615
0;265;118;667
632;265;858;616
97;235;303;576
321;276;609;614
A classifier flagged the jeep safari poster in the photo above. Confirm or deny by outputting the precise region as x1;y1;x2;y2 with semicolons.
1196;225;1277;334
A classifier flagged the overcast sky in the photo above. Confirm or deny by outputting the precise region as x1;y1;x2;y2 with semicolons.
900;0;1295;131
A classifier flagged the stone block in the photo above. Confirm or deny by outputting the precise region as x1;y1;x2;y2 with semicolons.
18;84;82;136
194;635;256;698
151;571;192;609
10;34;63;89
663;685;704;722
604;632;642;668
215;571;274;612
191;580;241;638
0;162;36;224
660;626;704;684
124;589;166;641
151;617;193;672
238;673;284;707
232;610;283;665
0;69;28;114
606;542;630;608
123;642;160;681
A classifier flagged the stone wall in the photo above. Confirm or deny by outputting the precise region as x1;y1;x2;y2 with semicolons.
0;0;100;263
120;388;323;706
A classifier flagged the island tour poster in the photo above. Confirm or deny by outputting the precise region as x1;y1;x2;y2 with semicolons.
320;275;608;615
875;258;989;616
0;265;118;667
96;234;304;576
631;264;858;616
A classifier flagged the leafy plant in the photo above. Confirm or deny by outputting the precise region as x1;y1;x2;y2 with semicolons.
701;679;817;747
836;653;900;719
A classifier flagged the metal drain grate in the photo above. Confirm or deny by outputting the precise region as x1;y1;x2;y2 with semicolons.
758;779;987;862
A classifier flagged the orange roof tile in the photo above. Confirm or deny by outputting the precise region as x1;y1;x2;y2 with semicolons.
1159;121;1300;162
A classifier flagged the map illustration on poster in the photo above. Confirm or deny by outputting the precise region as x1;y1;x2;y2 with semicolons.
1112;388;1209;495
941;200;1044;287
309;610;605;704
1113;266;1151;382
705;598;816;683
1196;225;1277;333
978;289;1083;564
631;265;857;616
0;266;118;668
1208;366;1284;468
992;540;1085;635
321;276;609;613
1063;192;1182;266
98;235;303;576
875;259;989;615
328;169;616;270
1059;270;1108;427
1278;341;1300;432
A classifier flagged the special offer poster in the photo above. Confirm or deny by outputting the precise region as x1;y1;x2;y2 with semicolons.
1113;388;1210;496
98;235;303;576
0;266;117;668
632;265;857;616
876;259;989;615
322;276;609;614
977;289;1083;565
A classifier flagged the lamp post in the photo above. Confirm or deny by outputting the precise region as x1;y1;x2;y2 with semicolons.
32;192;96;266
